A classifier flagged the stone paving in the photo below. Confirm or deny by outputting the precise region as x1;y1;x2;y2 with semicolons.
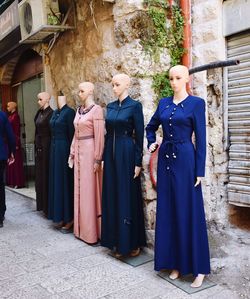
0;190;240;299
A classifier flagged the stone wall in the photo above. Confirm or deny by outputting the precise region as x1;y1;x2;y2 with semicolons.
191;0;229;226
45;0;173;247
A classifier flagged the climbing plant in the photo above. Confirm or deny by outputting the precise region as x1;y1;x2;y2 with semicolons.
142;1;185;102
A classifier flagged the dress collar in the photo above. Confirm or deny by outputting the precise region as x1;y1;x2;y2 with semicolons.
116;96;132;107
171;95;190;107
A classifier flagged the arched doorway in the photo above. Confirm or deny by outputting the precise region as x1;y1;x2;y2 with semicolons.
11;49;44;186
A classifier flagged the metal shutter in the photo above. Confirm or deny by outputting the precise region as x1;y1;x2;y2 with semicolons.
227;31;250;207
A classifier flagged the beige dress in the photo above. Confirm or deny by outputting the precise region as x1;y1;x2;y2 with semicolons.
70;104;104;243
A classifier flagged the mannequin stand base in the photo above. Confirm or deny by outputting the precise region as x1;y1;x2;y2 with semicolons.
109;250;153;267
158;271;216;294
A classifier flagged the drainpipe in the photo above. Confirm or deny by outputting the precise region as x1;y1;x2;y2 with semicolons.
180;0;191;68
180;0;191;91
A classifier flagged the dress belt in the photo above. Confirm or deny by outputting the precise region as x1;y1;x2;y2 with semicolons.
76;135;94;140
161;139;190;159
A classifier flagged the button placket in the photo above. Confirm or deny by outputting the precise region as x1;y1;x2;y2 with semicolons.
166;105;177;171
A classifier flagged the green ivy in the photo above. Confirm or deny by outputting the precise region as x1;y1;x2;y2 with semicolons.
142;1;185;102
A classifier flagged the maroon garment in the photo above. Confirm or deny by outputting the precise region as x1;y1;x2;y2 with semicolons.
6;111;25;187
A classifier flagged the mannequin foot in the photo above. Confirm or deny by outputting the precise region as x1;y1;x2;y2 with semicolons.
114;252;123;258
130;248;140;257
191;274;205;288
61;220;73;233
169;270;180;280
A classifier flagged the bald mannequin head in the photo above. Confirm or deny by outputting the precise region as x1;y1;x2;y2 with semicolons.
169;65;189;81
37;92;51;110
7;101;17;113
169;65;189;95
112;74;131;86
38;92;50;101
78;82;95;105
112;73;131;100
79;82;94;92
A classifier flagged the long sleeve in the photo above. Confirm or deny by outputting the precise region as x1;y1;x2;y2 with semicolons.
193;99;206;177
11;113;21;147
70;113;77;157
93;106;105;161
66;108;75;144
4;113;16;157
146;103;161;148
133;101;144;167
70;135;76;157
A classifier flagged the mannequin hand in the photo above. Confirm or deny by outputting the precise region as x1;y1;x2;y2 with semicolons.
149;143;158;153
134;166;141;178
194;177;202;187
94;162;100;173
7;153;15;165
68;155;74;168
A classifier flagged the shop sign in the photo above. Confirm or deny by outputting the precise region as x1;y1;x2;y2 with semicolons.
0;0;19;41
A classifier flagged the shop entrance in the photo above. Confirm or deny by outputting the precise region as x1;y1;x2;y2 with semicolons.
15;75;43;185
10;49;44;192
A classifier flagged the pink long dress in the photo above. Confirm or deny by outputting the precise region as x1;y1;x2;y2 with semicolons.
70;105;104;244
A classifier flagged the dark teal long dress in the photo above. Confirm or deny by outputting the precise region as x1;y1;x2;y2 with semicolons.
101;96;146;255
48;104;75;223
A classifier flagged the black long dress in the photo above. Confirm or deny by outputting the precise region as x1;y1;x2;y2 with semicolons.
34;106;53;216
101;96;146;255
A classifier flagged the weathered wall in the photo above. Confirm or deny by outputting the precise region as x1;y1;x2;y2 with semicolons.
191;0;229;226
46;0;173;247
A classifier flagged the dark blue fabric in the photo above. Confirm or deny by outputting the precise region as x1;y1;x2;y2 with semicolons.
101;96;146;255
146;95;210;276
48;105;75;223
0;111;15;221
0;111;15;160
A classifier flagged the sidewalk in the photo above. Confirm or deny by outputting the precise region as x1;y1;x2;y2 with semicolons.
0;190;241;299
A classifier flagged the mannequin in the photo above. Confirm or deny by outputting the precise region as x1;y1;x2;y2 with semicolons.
69;82;104;244
34;92;53;216
48;93;75;233
6;101;25;188
101;73;146;257
146;65;210;288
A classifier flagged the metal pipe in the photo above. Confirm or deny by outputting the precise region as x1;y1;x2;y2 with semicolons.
180;0;191;69
189;59;240;75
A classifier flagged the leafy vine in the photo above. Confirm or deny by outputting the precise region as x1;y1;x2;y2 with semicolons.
142;1;185;102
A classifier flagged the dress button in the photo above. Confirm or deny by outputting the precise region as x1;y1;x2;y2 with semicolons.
171;112;174;115
174;108;176;111
167;166;170;170
170;134;173;137
169;123;172;126
169;117;172;120
166;154;169;158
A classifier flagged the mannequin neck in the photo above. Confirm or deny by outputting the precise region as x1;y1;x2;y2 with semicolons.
58;96;67;109
43;103;49;110
173;90;189;103
83;96;95;108
118;91;129;102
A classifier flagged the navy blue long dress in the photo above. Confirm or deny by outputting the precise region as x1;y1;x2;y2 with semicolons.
48;104;75;223
146;95;210;276
101;96;146;255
